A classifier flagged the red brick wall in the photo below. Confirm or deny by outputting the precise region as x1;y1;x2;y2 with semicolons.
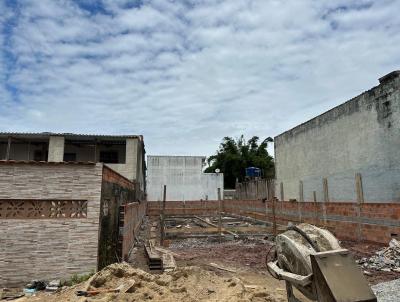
147;200;220;216
120;201;147;260
224;200;400;244
102;165;135;190
148;199;400;244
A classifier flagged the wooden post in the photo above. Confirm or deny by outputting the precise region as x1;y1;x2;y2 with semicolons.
355;173;364;203
160;185;166;246
280;182;284;201
218;188;222;242
299;180;304;202
313;191;318;225
5;136;11;160
355;173;364;241
272;197;277;237
323;178;329;202
322;178;328;226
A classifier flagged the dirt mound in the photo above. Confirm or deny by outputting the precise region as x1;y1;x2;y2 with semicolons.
34;262;279;302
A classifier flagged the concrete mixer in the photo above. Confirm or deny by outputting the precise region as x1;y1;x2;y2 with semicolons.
267;223;377;302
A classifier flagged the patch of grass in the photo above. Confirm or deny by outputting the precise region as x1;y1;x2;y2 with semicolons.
63;270;95;286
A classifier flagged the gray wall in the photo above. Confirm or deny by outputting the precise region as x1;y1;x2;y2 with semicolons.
274;72;400;202
147;155;223;201
0;163;103;287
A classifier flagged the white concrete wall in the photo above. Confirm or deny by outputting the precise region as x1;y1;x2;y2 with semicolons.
147;156;224;201
48;136;65;162
275;73;400;202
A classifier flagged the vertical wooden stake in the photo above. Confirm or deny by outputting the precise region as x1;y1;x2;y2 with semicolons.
218;188;222;242
280;182;284;201
323;178;329;203
355;173;364;241
356;173;364;203
313;191;318;225
272;197;277;237
160;185;166;246
299;180;304;202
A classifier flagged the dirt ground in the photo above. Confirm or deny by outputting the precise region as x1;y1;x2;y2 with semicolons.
11;218;400;302
15;263;286;302
170;238;310;302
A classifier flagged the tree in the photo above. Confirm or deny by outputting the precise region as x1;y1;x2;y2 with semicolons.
205;135;275;189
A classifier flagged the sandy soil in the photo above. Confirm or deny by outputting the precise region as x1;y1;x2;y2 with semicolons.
16;263;285;302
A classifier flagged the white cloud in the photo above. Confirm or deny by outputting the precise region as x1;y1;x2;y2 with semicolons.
0;0;399;156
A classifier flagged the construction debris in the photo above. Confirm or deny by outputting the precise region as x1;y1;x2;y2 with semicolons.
30;262;277;302
357;239;400;272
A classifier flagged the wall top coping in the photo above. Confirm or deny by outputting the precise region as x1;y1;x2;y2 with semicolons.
0;160;96;166
274;70;400;143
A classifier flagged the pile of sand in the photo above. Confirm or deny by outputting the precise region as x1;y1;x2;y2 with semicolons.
27;262;279;302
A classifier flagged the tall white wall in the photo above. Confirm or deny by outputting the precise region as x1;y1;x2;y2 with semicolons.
147;156;223;201
274;72;400;202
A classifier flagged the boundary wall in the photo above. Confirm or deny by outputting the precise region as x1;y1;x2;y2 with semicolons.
120;201;147;260
148;200;400;244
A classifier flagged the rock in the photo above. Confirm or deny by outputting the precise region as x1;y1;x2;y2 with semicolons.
48;279;61;287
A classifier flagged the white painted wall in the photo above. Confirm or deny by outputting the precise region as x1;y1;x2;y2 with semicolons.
147;155;224;201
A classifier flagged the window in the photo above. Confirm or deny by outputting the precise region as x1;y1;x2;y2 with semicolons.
63;153;77;162
100;151;119;163
34;150;45;161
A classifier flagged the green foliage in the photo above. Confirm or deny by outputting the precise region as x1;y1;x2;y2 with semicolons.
205;135;274;189
63;270;95;286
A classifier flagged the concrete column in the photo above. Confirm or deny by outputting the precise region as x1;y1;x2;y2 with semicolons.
126;138;138;181
48;136;65;162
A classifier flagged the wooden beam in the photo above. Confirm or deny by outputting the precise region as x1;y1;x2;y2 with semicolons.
160;185;166;246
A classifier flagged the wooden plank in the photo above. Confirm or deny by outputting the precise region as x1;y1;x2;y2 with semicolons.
166;225;277;234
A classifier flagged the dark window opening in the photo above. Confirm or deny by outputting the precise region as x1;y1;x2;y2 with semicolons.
100;151;119;163
64;153;77;162
34;150;47;161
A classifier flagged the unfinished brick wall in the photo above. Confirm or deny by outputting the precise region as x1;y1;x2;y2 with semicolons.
148;199;400;244
0;162;103;287
120;201;147;260
225;200;400;243
98;166;145;269
147;200;220;216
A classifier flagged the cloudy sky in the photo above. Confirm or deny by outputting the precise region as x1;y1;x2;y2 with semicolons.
0;0;399;157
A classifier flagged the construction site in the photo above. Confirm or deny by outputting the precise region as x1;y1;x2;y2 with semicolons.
1;71;400;301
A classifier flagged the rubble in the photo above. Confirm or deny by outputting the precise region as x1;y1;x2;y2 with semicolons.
28;262;278;302
357;239;400;272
